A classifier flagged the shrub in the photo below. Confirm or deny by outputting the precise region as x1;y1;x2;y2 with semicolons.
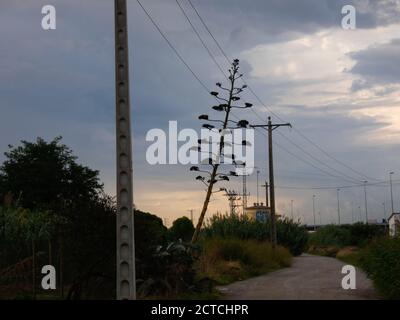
360;237;400;299
168;217;195;242
309;225;352;248
308;223;384;249
346;223;384;247
137;241;199;298
276;218;309;256
198;238;291;284
134;209;168;280
202;215;308;256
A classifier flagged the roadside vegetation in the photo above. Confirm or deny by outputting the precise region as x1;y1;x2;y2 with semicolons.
308;223;400;299
0;137;310;300
198;237;291;285
202;214;308;256
134;214;302;299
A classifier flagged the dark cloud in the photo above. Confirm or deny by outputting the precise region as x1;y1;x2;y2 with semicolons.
349;38;400;90
0;0;399;219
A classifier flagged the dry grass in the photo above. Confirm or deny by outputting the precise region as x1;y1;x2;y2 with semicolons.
197;238;292;285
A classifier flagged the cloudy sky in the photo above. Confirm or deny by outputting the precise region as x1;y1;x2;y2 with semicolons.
1;0;400;226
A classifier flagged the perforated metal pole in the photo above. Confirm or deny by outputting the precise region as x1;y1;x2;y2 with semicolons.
115;0;136;300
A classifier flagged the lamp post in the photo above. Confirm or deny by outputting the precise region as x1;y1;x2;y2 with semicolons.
390;172;394;214
337;189;341;225
256;170;260;204
364;181;368;224
382;202;386;224
312;195;316;231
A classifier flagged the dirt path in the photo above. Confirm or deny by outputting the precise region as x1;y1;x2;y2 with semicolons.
218;254;378;300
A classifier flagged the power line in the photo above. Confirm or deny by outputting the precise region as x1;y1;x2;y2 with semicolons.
272;138;361;184
186;0;231;64
137;0;381;187
175;0;367;185
275;131;362;183
276;180;400;191
136;0;210;94
185;0;379;182
175;0;228;79
230;112;361;184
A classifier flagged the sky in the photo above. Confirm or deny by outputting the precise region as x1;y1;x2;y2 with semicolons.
0;0;400;226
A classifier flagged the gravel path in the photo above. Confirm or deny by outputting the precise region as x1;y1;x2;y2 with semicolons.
218;254;378;300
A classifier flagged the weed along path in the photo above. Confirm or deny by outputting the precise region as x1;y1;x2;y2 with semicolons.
217;254;378;300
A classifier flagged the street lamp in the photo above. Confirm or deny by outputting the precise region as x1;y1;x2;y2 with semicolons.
382;202;386;224
390;172;395;214
312;195;316;231
364;181;368;224
337;189;341;225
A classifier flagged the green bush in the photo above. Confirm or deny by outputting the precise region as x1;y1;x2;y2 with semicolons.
137;242;199;298
309;225;352;248
276;217;309;256
134;210;168;280
168;217;195;242
199;237;291;284
360;237;400;299
202;215;308;256
309;223;384;249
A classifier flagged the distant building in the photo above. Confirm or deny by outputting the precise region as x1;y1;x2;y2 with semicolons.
388;213;400;237
244;203;271;222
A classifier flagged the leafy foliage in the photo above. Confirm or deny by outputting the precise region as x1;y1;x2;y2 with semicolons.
168;217;195;242
360;237;400;299
309;223;384;249
137;241;199;298
134;209;168;280
0;136;102;211
276;217;309;256
0;137;115;299
202;214;308;256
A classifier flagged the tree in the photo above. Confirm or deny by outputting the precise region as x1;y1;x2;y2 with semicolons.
0;136;102;211
168;217;195;242
0;137;115;299
190;59;253;243
134;210;167;280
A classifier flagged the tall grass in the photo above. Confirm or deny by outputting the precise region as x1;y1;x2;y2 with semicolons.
202;214;308;256
309;223;385;249
198;237;292;285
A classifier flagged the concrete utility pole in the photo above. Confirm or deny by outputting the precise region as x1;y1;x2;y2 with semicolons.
262;181;269;207
115;0;136;300
364;181;368;224
337;189;341;225
312;195;316;230
390;172;394;214
242;170;248;214
253;117;291;248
